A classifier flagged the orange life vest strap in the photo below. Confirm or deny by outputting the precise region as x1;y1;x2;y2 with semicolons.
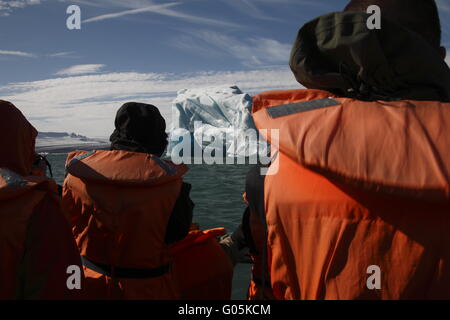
81;256;170;279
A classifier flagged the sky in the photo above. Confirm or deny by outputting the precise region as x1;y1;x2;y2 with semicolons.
0;0;449;138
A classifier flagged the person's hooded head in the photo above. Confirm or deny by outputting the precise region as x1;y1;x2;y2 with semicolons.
0;100;38;176
109;102;168;157
289;0;450;101
343;0;445;56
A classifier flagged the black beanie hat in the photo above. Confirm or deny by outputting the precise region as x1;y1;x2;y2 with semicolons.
110;102;168;157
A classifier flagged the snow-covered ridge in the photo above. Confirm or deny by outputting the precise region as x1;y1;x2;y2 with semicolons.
36;132;109;153
37;132;90;140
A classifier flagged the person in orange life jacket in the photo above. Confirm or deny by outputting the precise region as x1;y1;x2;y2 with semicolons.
63;103;234;300
224;0;450;300
0;100;83;300
109;103;195;246
62;102;195;299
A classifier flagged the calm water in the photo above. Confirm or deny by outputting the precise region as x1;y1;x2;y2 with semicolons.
47;153;252;300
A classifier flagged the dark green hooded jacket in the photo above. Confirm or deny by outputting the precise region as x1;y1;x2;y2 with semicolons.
289;12;450;102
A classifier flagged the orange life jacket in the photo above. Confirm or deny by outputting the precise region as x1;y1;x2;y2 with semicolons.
170;228;233;300
0;169;74;299
63;150;187;300
0;100;83;300
250;89;450;300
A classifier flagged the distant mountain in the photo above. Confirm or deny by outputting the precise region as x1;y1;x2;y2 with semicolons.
38;132;89;140
36;132;109;153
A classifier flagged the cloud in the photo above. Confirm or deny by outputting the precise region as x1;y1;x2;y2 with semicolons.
72;0;157;9
148;4;240;28
0;50;78;59
171;31;291;67
83;2;181;23
55;64;106;76
220;0;327;21
446;54;450;68
0;0;41;16
48;51;76;58
0;49;36;57
1;0;240;28
221;0;278;21
0;68;298;137
82;0;239;28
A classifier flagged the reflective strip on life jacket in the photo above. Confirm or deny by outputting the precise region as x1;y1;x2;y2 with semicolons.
0;168;27;189
266;97;340;118
65;151;95;171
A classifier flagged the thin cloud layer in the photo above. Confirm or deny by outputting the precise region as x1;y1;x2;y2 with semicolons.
172;31;291;67
83;2;181;23
0;68;299;137
55;64;106;76
81;0;240;28
48;51;76;58
0;50;35;57
0;0;41;16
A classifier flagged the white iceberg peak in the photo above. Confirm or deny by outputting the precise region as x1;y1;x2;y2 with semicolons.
169;85;266;158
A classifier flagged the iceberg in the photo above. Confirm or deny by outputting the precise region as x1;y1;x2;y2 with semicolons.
169;85;267;159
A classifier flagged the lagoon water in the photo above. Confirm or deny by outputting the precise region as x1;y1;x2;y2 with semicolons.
47;153;252;300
